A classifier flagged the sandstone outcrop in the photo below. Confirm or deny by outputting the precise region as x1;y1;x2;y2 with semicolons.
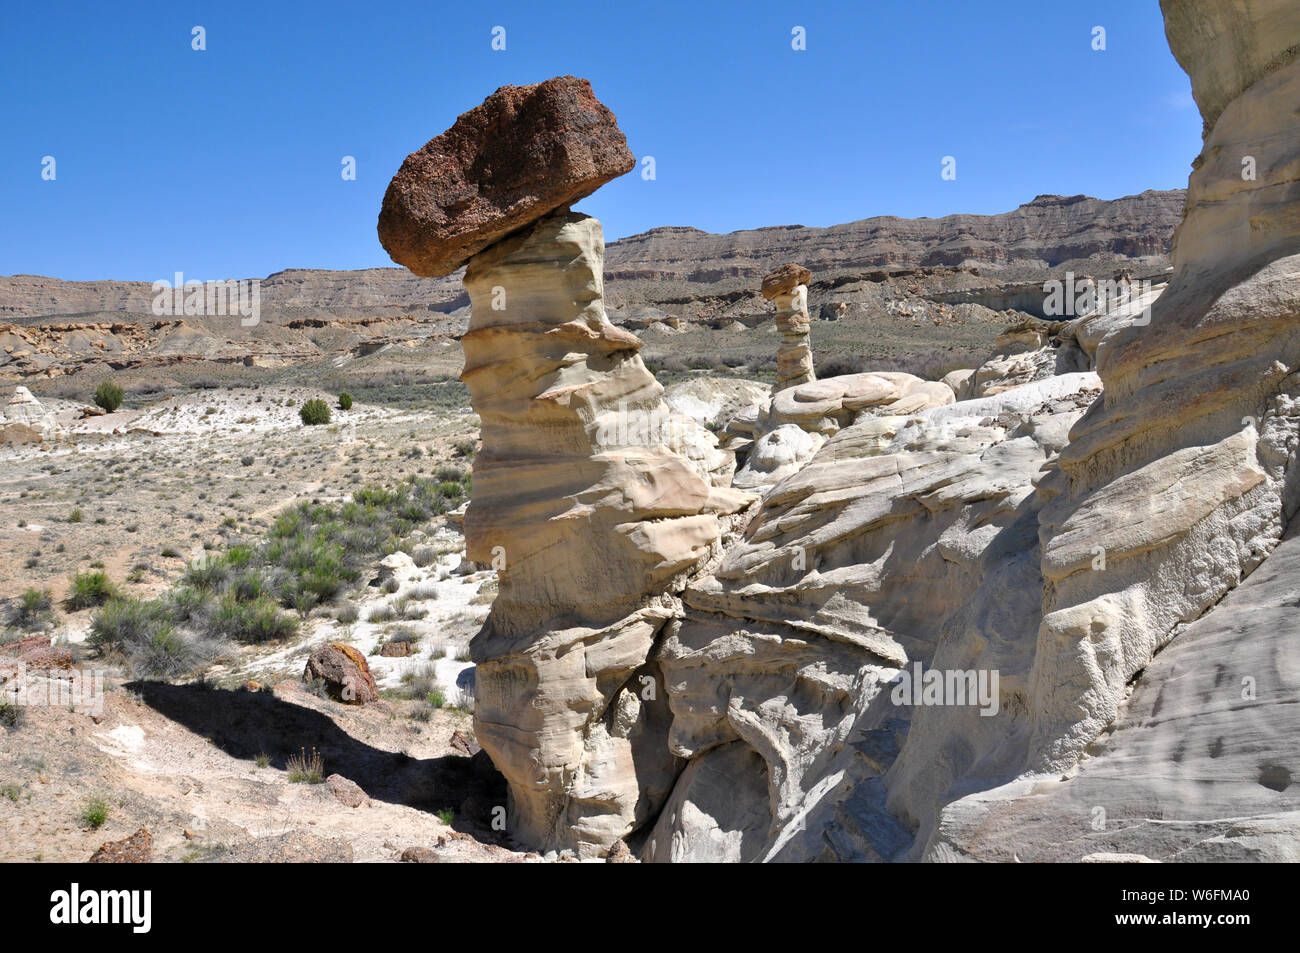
460;207;751;856
378;76;636;278
845;0;1300;861
647;372;1103;860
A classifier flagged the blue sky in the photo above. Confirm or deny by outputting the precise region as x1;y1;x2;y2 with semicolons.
0;0;1201;281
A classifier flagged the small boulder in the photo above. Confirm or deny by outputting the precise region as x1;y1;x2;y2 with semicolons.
399;846;442;863
88;827;152;863
304;643;379;704
325;773;368;808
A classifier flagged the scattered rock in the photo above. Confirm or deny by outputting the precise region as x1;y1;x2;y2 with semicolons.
449;729;480;757
605;839;636;863
88;828;152;863
399;846;442;863
324;773;368;808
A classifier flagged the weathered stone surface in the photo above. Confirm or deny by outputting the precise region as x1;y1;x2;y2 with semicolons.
378;76;635;278
459;207;753;856
662;376;770;432
929;520;1300;861
88;827;152;863
649;373;1102;860
768;372;954;436
879;0;1300;861
732;424;824;490
304;644;379;704
760;264;812;300
325;773;368;808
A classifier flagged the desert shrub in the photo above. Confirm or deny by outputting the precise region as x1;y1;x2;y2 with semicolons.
337;392;353;411
388;626;421;646
400;665;438;700
287;747;324;784
88;596;220;679
240;455;255;467
80;796;110;829
411;546;436;568
336;603;360;624
67;508;83;523
207;593;299;644
66;571;119;610
0;699;23;729
17;588;52;627
452;437;477;457
299;399;331;426
815;353;868;378
93;379;124;413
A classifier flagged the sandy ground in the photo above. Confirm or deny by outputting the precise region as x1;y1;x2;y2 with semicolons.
0;387;554;863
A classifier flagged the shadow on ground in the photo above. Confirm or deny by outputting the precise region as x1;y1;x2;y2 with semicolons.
126;680;507;840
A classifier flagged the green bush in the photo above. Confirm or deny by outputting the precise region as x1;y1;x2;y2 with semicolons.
88;596;216;679
66;571;119;610
299;399;331;426
93;379;124;413
80;796;110;829
337;392;353;411
17;588;52;627
207;593;299;644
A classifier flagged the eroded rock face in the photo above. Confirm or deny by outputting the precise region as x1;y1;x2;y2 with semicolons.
649;373;1103;860
459;208;753;856
884;0;1300;859
378;76;636;278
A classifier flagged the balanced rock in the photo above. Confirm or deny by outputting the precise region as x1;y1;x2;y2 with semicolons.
761;264;816;391
378;76;636;278
760;264;812;301
381;70;755;860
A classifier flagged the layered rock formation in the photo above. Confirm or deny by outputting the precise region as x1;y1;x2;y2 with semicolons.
366;0;1299;863
380;79;752;856
762;264;816;390
642;0;1300;862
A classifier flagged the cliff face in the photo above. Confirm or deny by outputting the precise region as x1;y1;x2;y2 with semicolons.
2;191;1183;322
603;191;1184;282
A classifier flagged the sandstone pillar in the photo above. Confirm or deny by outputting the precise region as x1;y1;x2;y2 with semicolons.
379;77;751;857
762;264;816;390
